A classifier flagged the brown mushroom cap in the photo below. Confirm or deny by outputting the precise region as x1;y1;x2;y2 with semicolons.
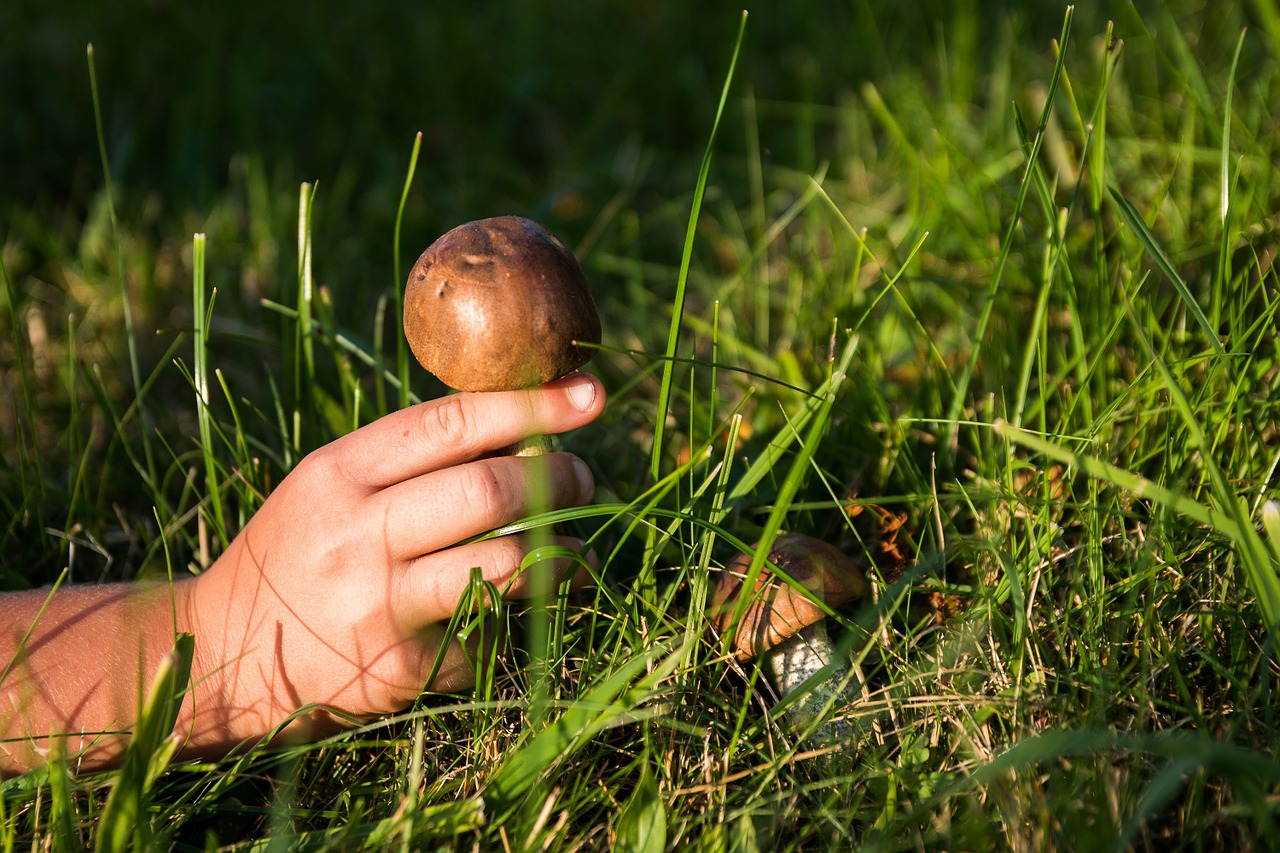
404;216;602;392
711;533;866;662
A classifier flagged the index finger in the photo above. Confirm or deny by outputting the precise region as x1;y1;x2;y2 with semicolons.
327;372;604;489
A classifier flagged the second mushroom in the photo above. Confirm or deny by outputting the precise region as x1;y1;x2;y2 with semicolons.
712;533;867;742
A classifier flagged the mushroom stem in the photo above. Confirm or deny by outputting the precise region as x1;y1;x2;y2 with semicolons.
508;434;554;458
765;622;857;741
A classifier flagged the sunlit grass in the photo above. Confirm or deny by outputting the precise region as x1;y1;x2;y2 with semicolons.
3;2;1280;848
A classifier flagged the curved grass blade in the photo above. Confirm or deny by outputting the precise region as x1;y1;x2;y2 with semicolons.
649;11;748;482
392;132;423;411
94;633;194;852
1107;186;1226;358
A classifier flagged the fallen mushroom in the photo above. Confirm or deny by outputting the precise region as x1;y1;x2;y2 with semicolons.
711;533;867;742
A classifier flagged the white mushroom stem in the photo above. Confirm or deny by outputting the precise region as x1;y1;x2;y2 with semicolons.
765;621;856;743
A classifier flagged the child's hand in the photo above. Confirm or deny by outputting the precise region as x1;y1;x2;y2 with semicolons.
177;372;605;753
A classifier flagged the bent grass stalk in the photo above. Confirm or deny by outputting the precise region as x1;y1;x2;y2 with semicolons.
642;11;749;604
191;233;228;551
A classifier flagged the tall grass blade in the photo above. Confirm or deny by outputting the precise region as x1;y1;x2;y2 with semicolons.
392;132;423;411
0;570;68;689
649;11;747;482
86;44;157;487
47;742;80;852
1107;186;1227;358
946;6;1074;451
293;182;317;454
720;333;858;650
191;233;228;550
1220;30;1246;226
1213;29;1248;328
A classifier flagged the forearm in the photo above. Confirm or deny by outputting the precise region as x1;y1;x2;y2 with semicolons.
0;580;186;775
0;571;314;777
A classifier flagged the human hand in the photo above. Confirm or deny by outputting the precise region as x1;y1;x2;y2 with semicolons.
176;372;605;753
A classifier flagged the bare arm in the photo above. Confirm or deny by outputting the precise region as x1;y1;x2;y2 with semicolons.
0;582;182;772
0;373;604;775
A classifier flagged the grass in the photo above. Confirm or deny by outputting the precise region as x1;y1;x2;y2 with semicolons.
4;0;1280;848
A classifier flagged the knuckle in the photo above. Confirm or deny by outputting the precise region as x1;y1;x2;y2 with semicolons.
427;394;479;453
492;536;528;574
476;537;530;595
297;443;344;488
318;440;367;489
460;461;512;523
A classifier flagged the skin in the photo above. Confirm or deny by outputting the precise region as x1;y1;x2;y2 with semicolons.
0;373;605;776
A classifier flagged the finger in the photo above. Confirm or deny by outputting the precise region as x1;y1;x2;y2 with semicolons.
326;373;604;489
399;535;597;626
377;451;594;558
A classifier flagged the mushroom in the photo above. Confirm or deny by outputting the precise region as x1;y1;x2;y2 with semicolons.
404;215;601;394
403;215;601;454
711;533;866;742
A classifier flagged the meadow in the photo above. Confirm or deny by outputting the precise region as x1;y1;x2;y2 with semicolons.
3;1;1280;848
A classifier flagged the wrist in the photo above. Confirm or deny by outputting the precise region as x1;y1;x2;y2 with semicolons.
174;546;323;759
171;565;263;758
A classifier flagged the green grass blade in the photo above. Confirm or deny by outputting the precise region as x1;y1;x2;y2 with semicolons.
1262;502;1280;570
1220;30;1246;226
1124;316;1280;630
615;764;666;853
86;44;158;488
999;411;1280;631
649;11;747;483
996;421;1238;539
1213;29;1247;328
0;570;69;690
293;181;317;453
191;232;228;551
94;633;194;852
720;333;858;652
1107;186;1227;358
946;6;1074;451
47;739;80;852
392;131;422;411
484;637;682;817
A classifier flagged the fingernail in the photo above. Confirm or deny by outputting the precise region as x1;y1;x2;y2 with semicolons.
571;455;594;500
566;374;597;412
